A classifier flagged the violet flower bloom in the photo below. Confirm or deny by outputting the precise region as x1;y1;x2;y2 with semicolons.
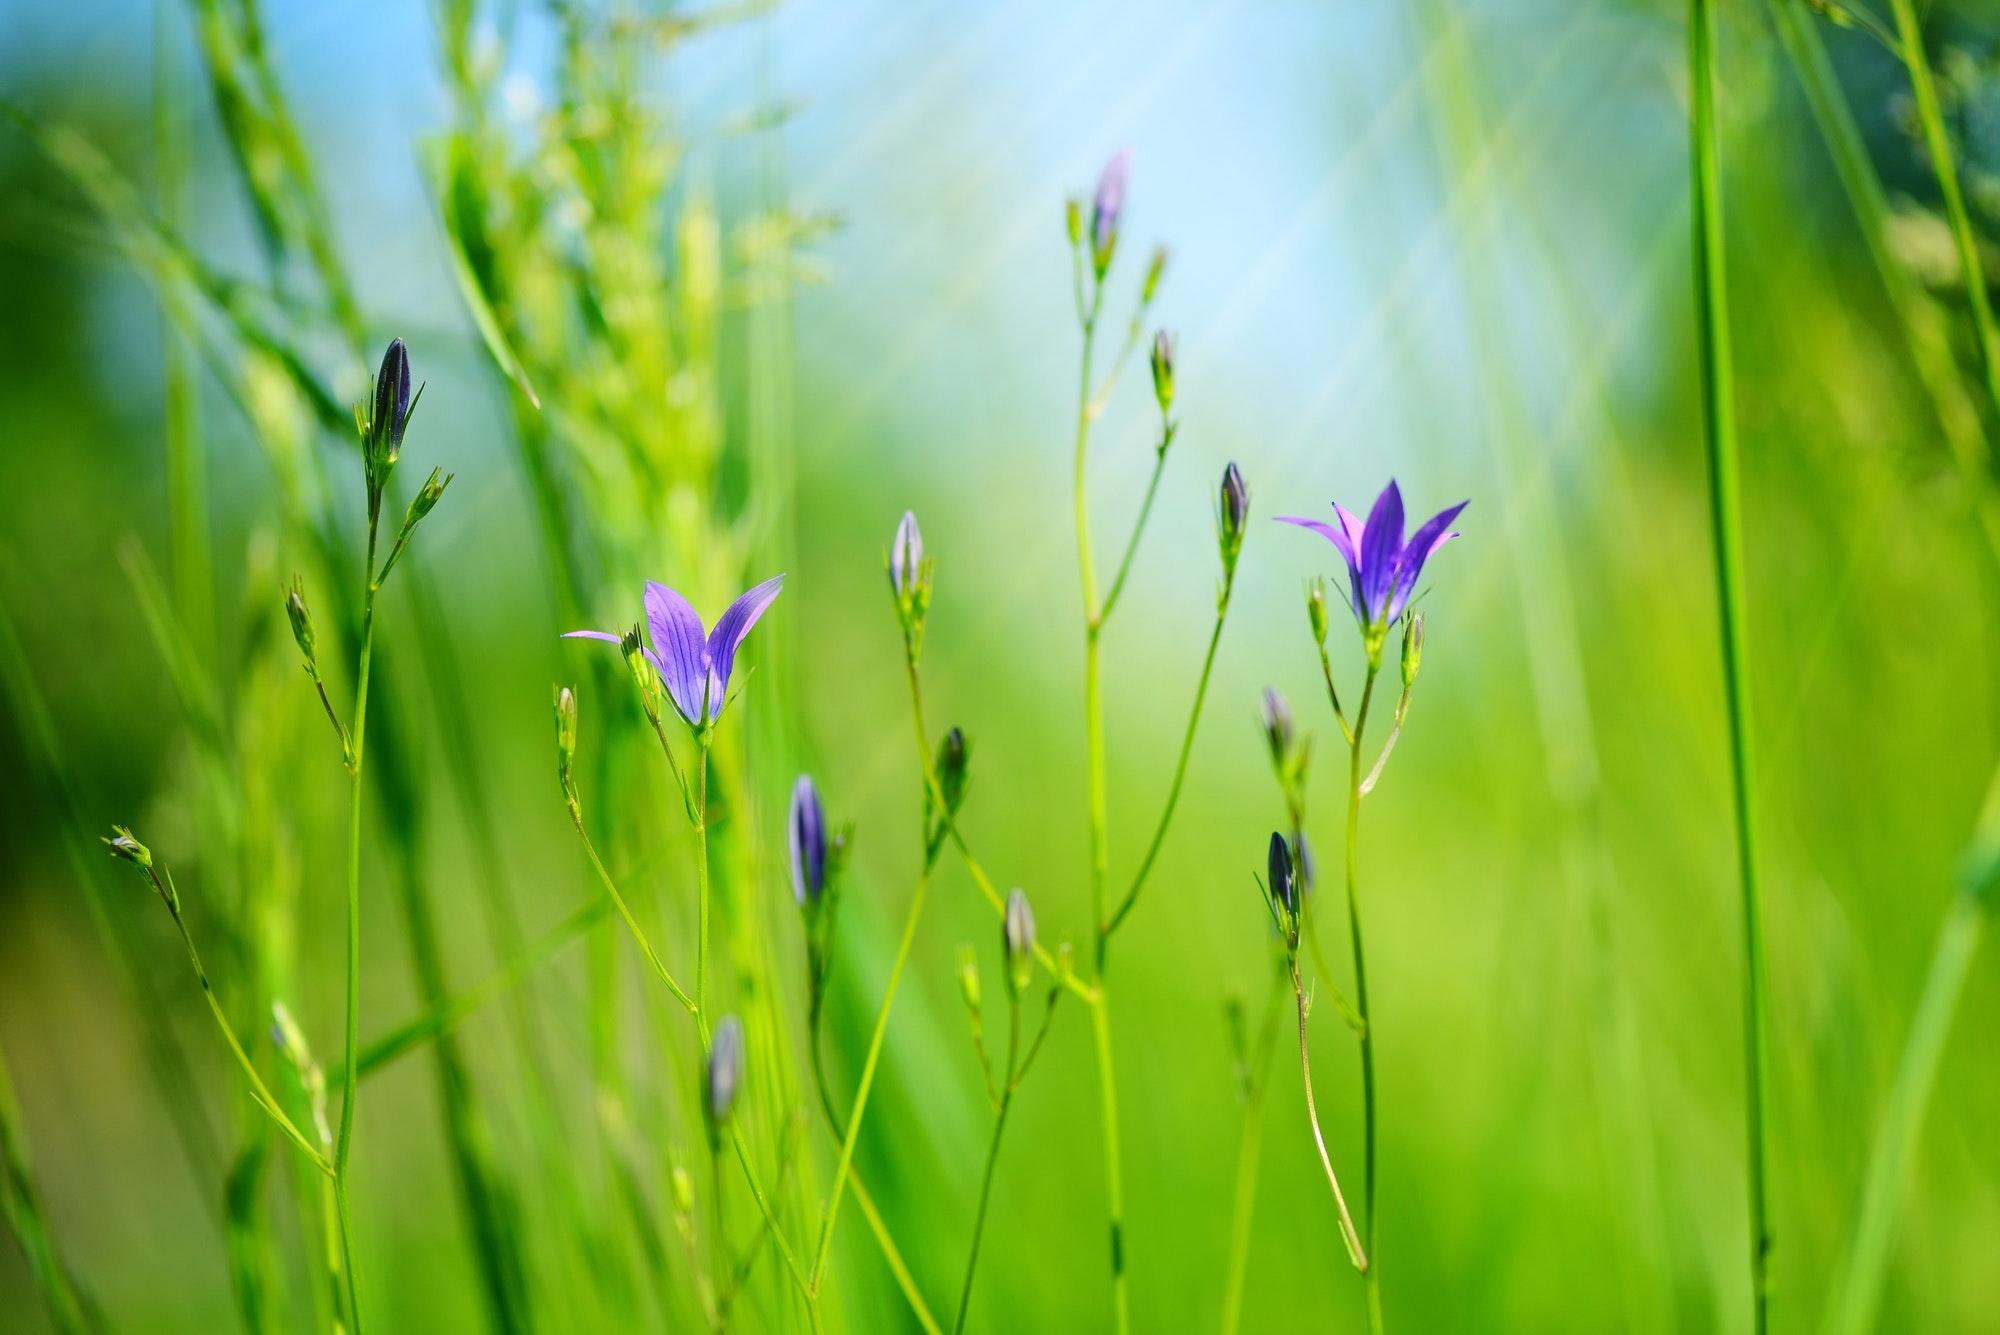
1277;480;1467;631
564;575;784;729
790;775;826;906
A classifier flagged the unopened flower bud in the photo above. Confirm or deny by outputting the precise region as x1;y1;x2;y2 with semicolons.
1142;246;1168;304
555;686;578;803
890;510;923;599
103;825;152;870
1149;331;1175;414
404;467;452;528
1401;612;1425;690
617;624;660;720
671;1163;695;1215
705;1016;745;1134
790;774;826;907
1003;888;1036;998
366;338;413;469
1266;830;1298;926
1090;148;1131;277
1065;197;1083;248
936;727;970;817
1260;687;1293;770
285;579;316;665
1307;578;1330;649
1217;463;1249;574
957;944;982;1020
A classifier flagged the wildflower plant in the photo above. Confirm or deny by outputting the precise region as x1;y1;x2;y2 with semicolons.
1274;478;1467;1330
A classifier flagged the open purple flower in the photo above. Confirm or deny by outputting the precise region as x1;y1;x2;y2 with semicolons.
1277;481;1466;631
564;575;784;728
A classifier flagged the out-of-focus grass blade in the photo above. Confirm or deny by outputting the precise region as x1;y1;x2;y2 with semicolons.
0;1038;98;1334
424;140;541;410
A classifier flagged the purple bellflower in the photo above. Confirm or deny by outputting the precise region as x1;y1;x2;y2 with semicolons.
565;575;784;729
1277;480;1466;633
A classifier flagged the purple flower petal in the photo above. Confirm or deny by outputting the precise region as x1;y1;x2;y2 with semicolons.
1386;499;1468;621
1092;148;1131;252
705;574;785;717
1358;481;1406;623
645;581;711;724
1275;516;1366;619
1334;504;1367;556
561;630;623;645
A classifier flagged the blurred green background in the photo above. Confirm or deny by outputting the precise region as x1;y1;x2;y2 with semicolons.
3;0;2000;1330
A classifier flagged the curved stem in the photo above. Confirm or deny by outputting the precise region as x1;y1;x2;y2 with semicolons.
1098;444;1170;625
809;850;939;1290
568;817;695;1013
1691;3;1771;1326
1345;666;1384;1331
954;1003;1021;1334
729;1128;817;1324
1292;960;1365;1271
1104;595;1232;938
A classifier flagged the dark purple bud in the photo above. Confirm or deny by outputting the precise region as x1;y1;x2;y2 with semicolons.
790;774;826;906
1091;148;1131;274
369;338;412;463
705;1016;745;1130
1149;330;1175;413
1267;831;1297;920
890;511;923;599
1260;687;1293;768
1003;888;1036;997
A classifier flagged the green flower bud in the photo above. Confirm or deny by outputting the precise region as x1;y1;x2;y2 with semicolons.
1003;888;1036;998
1149;330;1175;415
1307;578;1329;649
1142;245;1168;304
1065;197;1083;248
555;686;579;814
1217;463;1248;576
285;578;316;665
404;467;452;529
936;726;971;818
957;944;982;1015
1401;612;1425;690
103;825;152;870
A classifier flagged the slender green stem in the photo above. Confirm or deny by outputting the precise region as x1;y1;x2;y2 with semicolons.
1104;596;1233;938
809;848;941;1290
696;741;712;1040
730;1128;818;1327
336;515;378;1176
808;1027;944;1335
1292;959;1366;1270
1888;0;2000;424
1690;4;1772;1327
568;817;696;1013
1087;989;1127;1328
954;1003;1021;1334
1826;887;1988;1334
1344;665;1384;1331
0;1039;92;1333
333;1174;362;1335
1218;974;1286;1335
1099;442;1171;625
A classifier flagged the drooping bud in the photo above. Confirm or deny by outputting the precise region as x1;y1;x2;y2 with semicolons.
1003;889;1037;998
1217;463;1249;576
890;510;923;599
285;578;316;665
936;727;971;818
103;826;152;870
1260;687;1293;771
1142;245;1168;304
705;1016;745;1136
1090;148;1131;277
555;686;579;815
1401;612;1425;690
1307;578;1330;649
365;338;413;471
790;775;827;906
1149;331;1176;415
